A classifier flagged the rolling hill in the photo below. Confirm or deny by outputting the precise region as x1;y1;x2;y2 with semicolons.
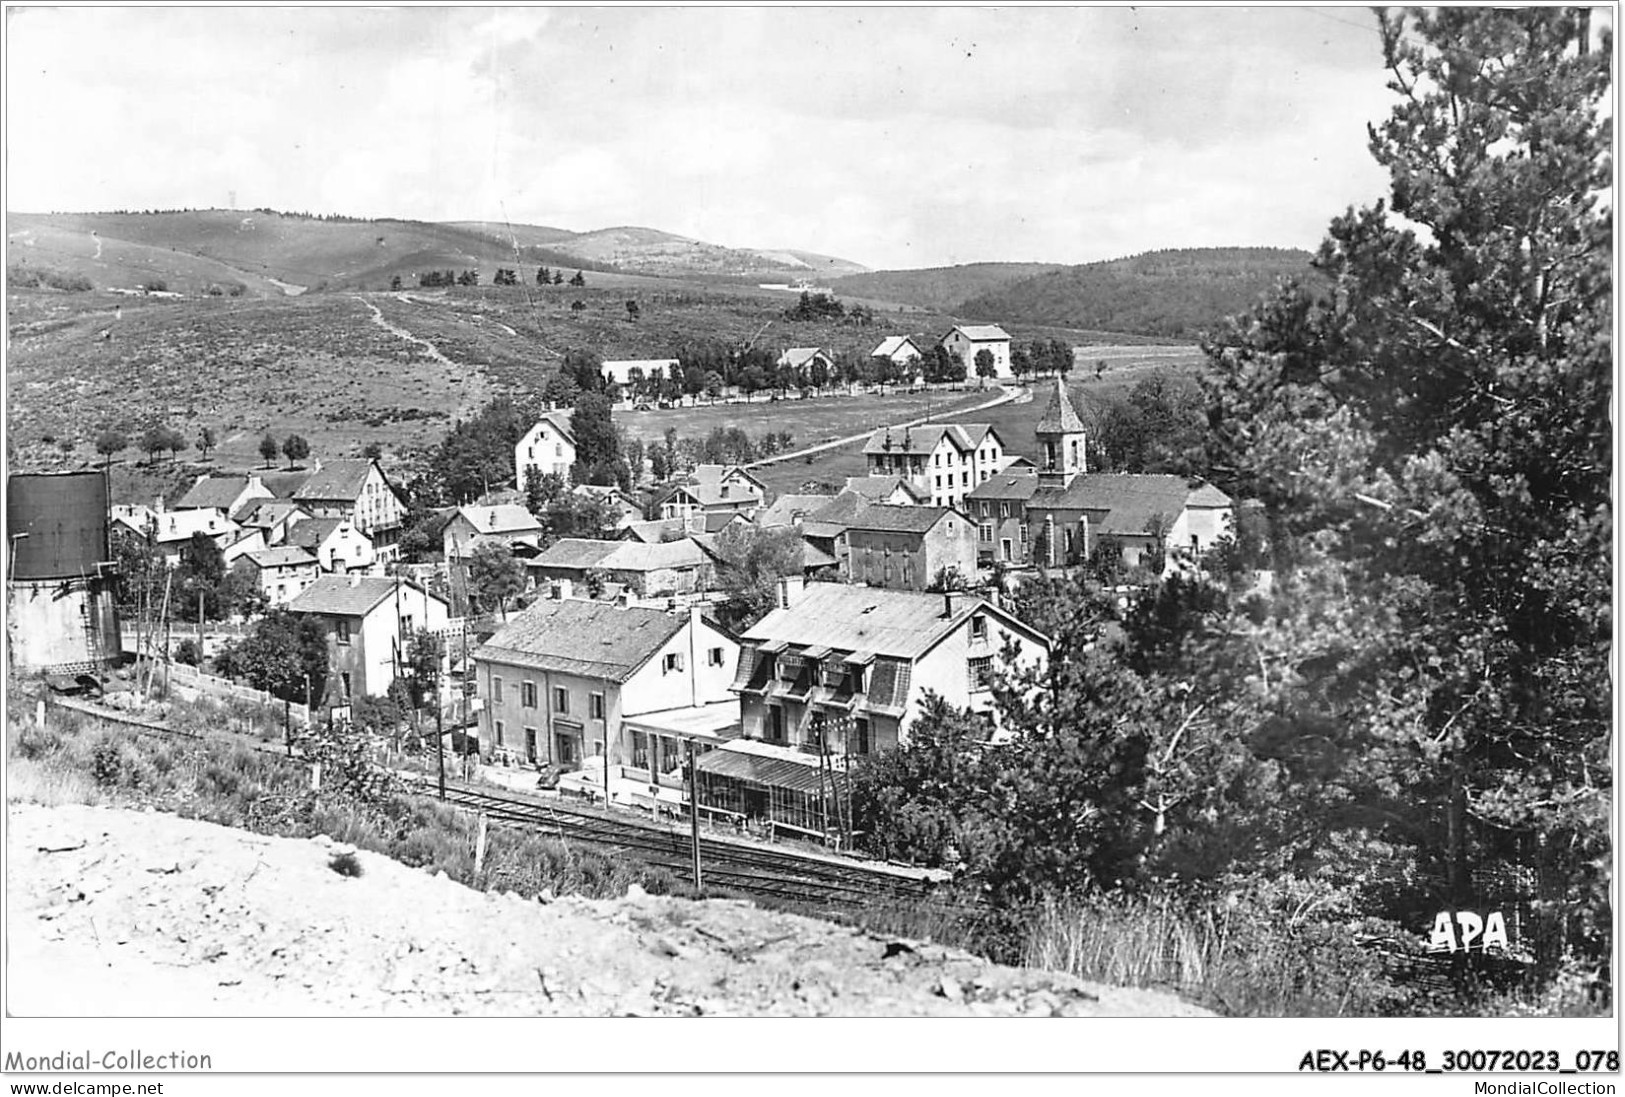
956;247;1320;340
5;210;869;297
826;262;1066;313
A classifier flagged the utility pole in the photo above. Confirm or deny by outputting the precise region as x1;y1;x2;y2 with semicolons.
435;681;446;800
687;739;702;892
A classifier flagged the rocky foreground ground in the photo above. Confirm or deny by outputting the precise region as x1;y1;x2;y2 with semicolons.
8;802;1211;1017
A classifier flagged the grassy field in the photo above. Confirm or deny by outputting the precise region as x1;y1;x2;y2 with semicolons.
616;387;995;449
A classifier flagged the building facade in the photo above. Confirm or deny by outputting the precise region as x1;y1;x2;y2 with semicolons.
861;424;1006;507
515;413;577;485
845;505;978;590
940;325;1013;378
288;575;451;701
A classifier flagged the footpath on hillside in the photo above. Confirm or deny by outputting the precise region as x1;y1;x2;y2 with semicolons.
9;801;1212;1018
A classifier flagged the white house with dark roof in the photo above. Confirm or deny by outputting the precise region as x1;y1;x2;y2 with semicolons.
776;347;834;374
288;574;451;701
527;536;708;598
291;458;408;561
441;504;545;560
657;464;766;523
472;598;740;801
729;581;1049;763
286;516;376;574
140;507;243;567
861;423;1006;507
237;545;320;605
231;499;310;546
940;324;1013;378
516;412;577;486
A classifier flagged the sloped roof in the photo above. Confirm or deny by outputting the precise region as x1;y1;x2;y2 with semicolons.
233;498;307;526
756;493;836;528
1036;474;1233;536
841;476;927;504
947;324;1011;342
524;412;576;447
799;540;838;570
777;346;830;368
967;472;1041;502
1036;380;1087;435
742;585;991;660
243;546;318;570
846;504;964;536
805;491;874;527
690;464;766;491
258;469;313;498
871;336;921;359
474;599;687;682
294;459;385;503
454;504;544;536
289;575;445;617
623;518;690;544
286;516;360;549
150;508;240;544
177;476;265;511
861;423;996;457
531;536;706;573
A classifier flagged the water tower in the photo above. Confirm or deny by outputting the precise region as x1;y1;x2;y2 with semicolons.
5;472;122;674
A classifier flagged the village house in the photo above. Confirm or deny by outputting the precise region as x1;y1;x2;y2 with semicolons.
861;423;1006;507
845;504;979;591
289;575;451;701
237;546;320;606
656;464;766;524
842;475;928;506
966;382;1233;571
292;458;409;562
527;536;709;599
472;599;740;811
754;492;838;529
132;507;243;567
174;473;273;516
441;503;545;560
231;499;309;547
571;483;643;530
870;335;924;367
286;516;377;574
515;412;576;485
776;346;834;375
939;324;1013;378
220;527;269;569
729;580;1049;761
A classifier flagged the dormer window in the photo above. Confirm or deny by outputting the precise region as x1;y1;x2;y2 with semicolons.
971;614;987;641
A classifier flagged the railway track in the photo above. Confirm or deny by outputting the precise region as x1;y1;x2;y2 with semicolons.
425;778;951;910
47;695;965;913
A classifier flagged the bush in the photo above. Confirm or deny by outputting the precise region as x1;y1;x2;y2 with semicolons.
328;851;364;878
174;639;201;666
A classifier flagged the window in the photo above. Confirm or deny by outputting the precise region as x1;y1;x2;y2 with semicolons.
492;676;504;704
980;523;993;543
632;731;649;768
971;615;987;641
495;720;505;746
521;681;538;709
1000;502;1009;518
707;646;724;667
961;471;969;486
1191;534;1201;552
340;672;352;698
554;443;562;458
1065;528;1075;555
590;692;605;720
968;656;994;691
524;728;537;763
335;618;351;646
856;717;871;755
768;706;785;742
1020;524;1029;544
552;686;568;713
663;652;685;674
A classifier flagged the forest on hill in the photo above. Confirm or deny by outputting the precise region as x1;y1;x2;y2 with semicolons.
955;247;1319;340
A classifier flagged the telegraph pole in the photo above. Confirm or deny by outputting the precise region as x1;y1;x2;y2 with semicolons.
687;739;703;892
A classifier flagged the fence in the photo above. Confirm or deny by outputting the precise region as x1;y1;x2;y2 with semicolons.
163;660;311;724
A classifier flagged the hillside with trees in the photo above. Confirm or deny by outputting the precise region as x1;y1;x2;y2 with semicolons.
826;262;1065;312
956;247;1318;340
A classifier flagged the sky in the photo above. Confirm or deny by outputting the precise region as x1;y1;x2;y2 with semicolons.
5;5;1408;270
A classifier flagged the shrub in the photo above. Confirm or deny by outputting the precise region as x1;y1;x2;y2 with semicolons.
328;851;363;878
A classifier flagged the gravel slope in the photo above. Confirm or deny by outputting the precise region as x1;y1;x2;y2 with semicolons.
7;803;1212;1017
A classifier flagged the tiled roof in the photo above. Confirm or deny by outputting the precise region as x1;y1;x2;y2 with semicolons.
293;459;382;503
805;491;874;527
967;473;1041;502
455;504;544;536
244;546;318;570
176;476;263;511
233;499;306;526
799;540;838;570
689;464;767;491
286;517;356;549
474;599;687;682
846;504;963;535
841;476;928;504
860;423;994;457
258;469;313;499
150;508;239;544
525;412;576;447
1035;474;1233;536
756;493;837;528
531;537;705;573
289;575;443;617
947;325;1010;342
742;585;991;660
1035;379;1087;435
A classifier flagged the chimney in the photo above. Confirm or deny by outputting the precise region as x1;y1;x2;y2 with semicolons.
349;573;362;588
943;590;953;618
554;578;573;601
777;574;805;609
